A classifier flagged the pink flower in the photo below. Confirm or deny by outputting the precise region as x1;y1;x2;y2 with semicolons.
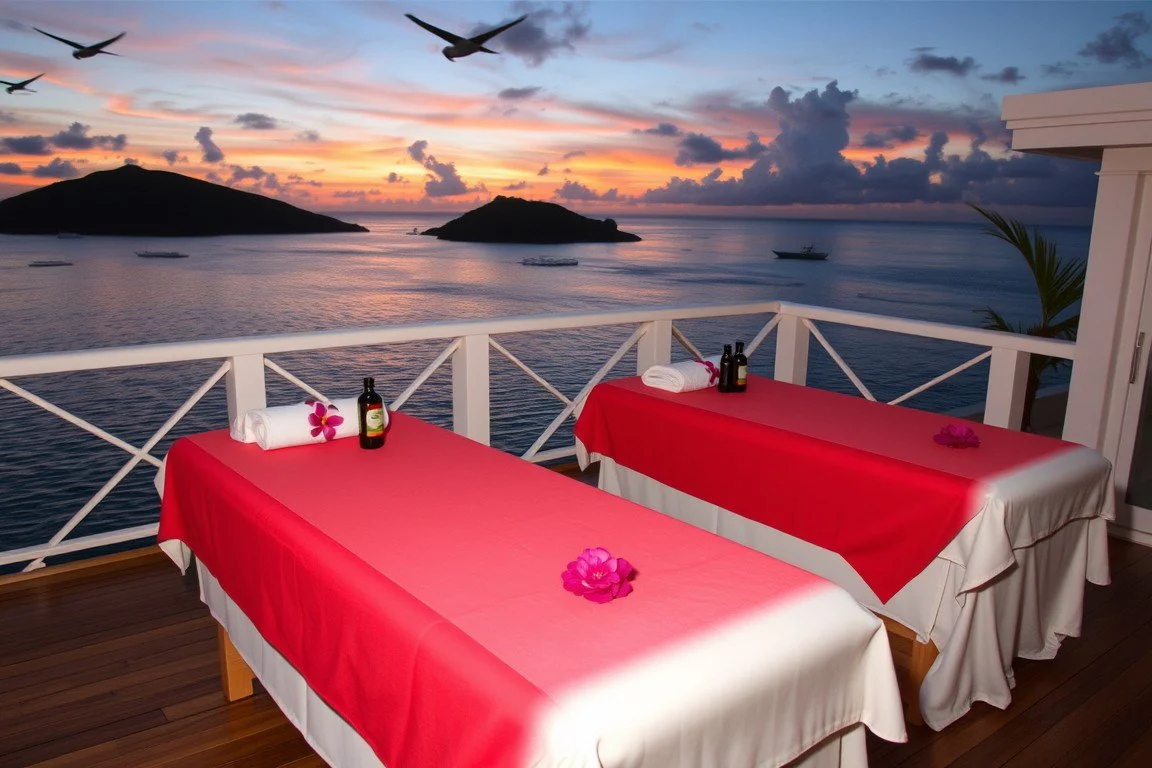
934;423;981;449
307;401;345;441
561;547;634;603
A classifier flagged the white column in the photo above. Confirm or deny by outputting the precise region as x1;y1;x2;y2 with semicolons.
1064;147;1152;452
984;347;1028;429
636;319;672;374
774;313;810;385
225;354;266;426
452;333;491;445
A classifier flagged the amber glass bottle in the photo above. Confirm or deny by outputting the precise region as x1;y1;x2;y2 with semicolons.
733;341;748;392
357;377;386;449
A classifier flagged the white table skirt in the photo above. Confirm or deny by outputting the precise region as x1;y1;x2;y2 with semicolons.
190;555;886;768
586;446;1114;731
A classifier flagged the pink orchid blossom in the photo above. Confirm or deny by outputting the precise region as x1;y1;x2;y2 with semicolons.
934;423;981;449
562;547;634;603
307;401;345;441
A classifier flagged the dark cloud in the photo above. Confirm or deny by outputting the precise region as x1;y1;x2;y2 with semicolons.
637;122;682;137
553;180;617;201
860;124;920;149
505;180;528;190
195;127;224;163
537;164;549;176
51;122;127;151
234;113;278;130
287;173;323;187
32;158;78;178
124;157;139;165
160;149;187;166
675;131;766;166
0;136;52;155
562;150;585;160
406;139;480;197
386;172;406;183
1080;12;1151;68
499;86;541;100
496;2;590;67
981;66;1024;84
227;165;266;184
0;162;21;174
640;80;1099;210
1042;61;1079;78
297;130;321;142
909;52;977;76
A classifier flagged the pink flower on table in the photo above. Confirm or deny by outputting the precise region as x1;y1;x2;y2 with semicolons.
934;423;981;449
562;547;634;603
307;401;345;441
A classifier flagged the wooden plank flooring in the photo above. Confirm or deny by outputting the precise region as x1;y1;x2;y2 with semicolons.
1;537;1150;767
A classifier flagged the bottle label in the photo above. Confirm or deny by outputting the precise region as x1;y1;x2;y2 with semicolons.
737;365;747;385
365;404;385;437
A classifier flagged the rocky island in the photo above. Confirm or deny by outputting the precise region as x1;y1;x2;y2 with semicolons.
422;196;641;243
0;164;367;236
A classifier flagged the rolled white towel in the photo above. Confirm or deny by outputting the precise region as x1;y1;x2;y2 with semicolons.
640;356;721;393
230;397;370;450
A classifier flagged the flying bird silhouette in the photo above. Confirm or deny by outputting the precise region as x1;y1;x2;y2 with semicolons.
0;73;44;94
33;28;126;59
404;13;527;61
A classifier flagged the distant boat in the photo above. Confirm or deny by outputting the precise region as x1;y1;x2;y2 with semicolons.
407;227;420;235
28;259;73;267
773;245;828;261
521;256;579;267
56;232;82;239
136;250;189;259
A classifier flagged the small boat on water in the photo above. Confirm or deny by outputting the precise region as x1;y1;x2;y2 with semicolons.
406;227;420;235
773;245;829;261
136;250;189;259
28;260;73;267
521;256;579;267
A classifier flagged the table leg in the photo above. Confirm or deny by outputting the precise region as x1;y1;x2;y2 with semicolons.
217;623;255;701
879;615;938;728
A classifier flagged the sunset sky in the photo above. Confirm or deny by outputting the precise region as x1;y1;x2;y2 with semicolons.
1;1;1149;222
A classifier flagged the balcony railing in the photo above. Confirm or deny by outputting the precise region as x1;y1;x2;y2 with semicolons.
0;300;1075;572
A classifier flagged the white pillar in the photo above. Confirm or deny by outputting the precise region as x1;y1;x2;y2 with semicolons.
984;347;1028;429
774;313;810;385
636;319;672;374
225;354;266;426
452;333;491;445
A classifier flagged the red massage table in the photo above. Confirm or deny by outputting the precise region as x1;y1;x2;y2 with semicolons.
158;411;906;768
575;374;1113;729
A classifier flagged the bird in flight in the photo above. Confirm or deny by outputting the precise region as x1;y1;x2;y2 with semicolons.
33;28;126;59
405;13;527;61
0;73;44;94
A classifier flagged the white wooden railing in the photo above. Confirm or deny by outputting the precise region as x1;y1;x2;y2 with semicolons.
0;300;1075;572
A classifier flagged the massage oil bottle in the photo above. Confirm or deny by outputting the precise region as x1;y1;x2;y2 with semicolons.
719;344;734;392
733;341;748;392
358;377;386;449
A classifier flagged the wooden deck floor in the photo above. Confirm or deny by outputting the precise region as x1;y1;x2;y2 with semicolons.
1;536;1150;768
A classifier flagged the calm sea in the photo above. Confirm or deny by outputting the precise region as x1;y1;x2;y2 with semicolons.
0;213;1090;560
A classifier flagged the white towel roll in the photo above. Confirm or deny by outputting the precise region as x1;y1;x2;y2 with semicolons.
230;397;368;450
640;356;721;393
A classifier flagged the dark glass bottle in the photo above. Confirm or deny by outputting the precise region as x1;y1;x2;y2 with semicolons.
718;344;734;392
357;377;386;449
733;341;748;392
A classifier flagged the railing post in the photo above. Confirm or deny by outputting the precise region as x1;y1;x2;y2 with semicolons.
452;333;491;445
225;354;266;426
774;313;810;385
984;347;1029;430
636;319;672;374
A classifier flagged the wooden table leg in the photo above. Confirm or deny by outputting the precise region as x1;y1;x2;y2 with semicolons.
878;615;939;728
217;623;256;701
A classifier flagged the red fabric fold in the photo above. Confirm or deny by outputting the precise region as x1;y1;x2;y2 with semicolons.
575;375;1073;602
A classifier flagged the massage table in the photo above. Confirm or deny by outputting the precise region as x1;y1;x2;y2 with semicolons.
574;374;1114;730
157;411;907;768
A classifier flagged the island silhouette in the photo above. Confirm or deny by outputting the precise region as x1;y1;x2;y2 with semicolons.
421;196;641;243
0;164;367;236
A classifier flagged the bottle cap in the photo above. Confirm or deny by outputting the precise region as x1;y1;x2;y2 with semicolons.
364;376;374;388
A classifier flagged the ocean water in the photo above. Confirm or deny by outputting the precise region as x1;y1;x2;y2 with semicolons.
0;213;1090;560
